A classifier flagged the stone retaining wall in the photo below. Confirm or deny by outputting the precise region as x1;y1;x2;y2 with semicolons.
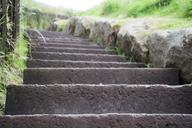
65;17;192;84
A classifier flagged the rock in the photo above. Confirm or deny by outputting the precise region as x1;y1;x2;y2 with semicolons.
74;17;94;38
65;17;78;34
48;19;58;31
116;20;153;62
89;20;119;47
147;29;192;84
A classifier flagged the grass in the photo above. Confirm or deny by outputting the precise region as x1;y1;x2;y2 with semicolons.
21;0;71;30
55;19;68;31
83;0;192;18
0;33;29;114
81;0;192;30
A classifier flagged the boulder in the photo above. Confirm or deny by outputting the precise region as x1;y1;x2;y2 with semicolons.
48;20;58;31
89;20;119;47
147;29;192;84
74;17;94;38
116;20;153;62
65;17;78;34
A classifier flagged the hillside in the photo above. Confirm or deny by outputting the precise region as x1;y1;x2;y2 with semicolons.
83;0;192;18
81;0;192;29
21;0;75;15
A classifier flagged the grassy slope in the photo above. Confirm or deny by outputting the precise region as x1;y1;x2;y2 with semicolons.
21;0;69;30
82;0;192;29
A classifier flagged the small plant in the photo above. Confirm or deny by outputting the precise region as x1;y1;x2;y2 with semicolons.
0;82;6;115
115;47;124;56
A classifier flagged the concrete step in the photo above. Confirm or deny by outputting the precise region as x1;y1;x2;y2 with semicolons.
34;41;96;45
31;38;90;43
34;43;103;49
31;52;127;62
23;68;179;85
32;47;115;54
27;59;146;68
44;38;90;42
1;114;192;128
33;30;69;36
5;84;191;115
27;30;70;38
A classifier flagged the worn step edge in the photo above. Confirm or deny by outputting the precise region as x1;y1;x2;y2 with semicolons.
5;84;191;115
35;42;99;46
35;43;102;47
32;47;115;54
34;41;97;45
43;37;90;41
1;114;192;128
30;36;88;40
34;44;103;49
32;41;99;47
23;68;179;85
27;59;146;68
31;52;125;57
32;39;91;44
31;52;127;62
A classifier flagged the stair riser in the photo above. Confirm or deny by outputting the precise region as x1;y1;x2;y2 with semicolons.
5;85;191;115
32;47;115;54
27;60;146;68
31;52;127;62
23;68;179;85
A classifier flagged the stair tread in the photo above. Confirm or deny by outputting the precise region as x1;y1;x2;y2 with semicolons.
31;52;127;62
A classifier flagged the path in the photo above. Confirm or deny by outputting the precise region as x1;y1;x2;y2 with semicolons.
0;30;192;127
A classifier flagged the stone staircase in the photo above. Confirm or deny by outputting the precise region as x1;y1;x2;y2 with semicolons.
0;31;192;128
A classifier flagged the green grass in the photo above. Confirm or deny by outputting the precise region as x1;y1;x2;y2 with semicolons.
21;0;73;30
81;0;192;30
82;0;192;18
0;33;29;114
55;19;68;31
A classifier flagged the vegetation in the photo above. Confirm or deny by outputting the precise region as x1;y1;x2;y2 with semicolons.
21;0;75;15
82;0;192;29
21;0;72;30
0;33;29;114
83;0;192;18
